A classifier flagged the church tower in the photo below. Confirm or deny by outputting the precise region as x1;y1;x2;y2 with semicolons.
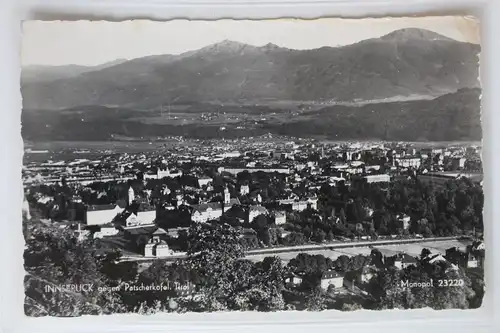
128;186;135;205
22;194;31;220
224;187;230;204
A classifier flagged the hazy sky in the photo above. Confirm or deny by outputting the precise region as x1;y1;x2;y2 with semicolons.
21;16;479;66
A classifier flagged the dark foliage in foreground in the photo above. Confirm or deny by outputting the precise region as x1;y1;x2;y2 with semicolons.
23;217;484;316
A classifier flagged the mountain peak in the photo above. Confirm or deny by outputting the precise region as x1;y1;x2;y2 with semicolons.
379;28;454;42
200;40;255;54
259;42;283;51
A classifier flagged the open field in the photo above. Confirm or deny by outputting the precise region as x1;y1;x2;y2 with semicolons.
118;238;472;264
246;239;471;263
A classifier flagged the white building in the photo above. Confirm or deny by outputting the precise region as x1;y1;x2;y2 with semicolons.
125;210;156;227
307;197;318;210
218;151;241;158
218;167;290;175
363;174;391;183
93;226;119;239
320;270;344;290
144;168;183;180
22;195;31;220
273;211;286;225
249;205;268;223
398;214;411;230
240;184;250;195
86;204;124;226
278;198;317;212
292;201;308;212
428;254;448;265
128;186;135;205
144;228;173;257
401;254;418;269
198;176;212;187
394;257;403;270
395;157;421;168
191;188;241;223
467;255;479;268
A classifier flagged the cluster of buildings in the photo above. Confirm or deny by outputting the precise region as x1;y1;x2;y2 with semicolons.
23;138;483;259
286;240;485;293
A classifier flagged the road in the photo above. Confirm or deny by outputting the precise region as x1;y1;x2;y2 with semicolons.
119;236;470;264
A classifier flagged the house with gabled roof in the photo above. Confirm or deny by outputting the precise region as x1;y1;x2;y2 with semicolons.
191;188;241;223
85;202;126;226
114;201;157;227
93;222;119;239
272;211;286;225
320;270;344;290
399;253;418;269
198;176;213;187
427;254;448;265
144;228;173;257
248;205;268;223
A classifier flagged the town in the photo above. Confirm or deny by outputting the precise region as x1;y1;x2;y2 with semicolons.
22;137;485;314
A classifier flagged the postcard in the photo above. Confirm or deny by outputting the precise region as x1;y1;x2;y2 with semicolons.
20;17;484;316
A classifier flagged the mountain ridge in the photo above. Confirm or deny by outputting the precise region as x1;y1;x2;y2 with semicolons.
21;28;480;110
21;59;129;83
22;28;468;71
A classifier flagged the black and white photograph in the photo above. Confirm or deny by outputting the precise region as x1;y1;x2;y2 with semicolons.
20;17;484;317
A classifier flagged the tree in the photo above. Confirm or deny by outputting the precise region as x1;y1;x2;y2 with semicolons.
185;222;244;311
348;254;372;271
305;289;327;311
368;261;475;310
420;248;432;261
370;249;385;269
253;214;269;229
99;250;138;283
341;302;363;311
241;256;287;311
283;232;306;246
368;267;414;309
312;229;326;243
334;255;351;272
23;220;128;316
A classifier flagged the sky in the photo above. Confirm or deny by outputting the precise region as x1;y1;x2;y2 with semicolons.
21;16;480;66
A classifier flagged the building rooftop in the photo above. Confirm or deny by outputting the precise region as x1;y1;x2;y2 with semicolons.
152;227;167;235
322;270;344;279
122;225;158;236
249;205;268;213
87;204;118;212
192;198;241;213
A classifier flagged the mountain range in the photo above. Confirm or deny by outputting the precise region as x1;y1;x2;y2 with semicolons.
21;28;482;142
21;59;128;84
21;28;480;110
